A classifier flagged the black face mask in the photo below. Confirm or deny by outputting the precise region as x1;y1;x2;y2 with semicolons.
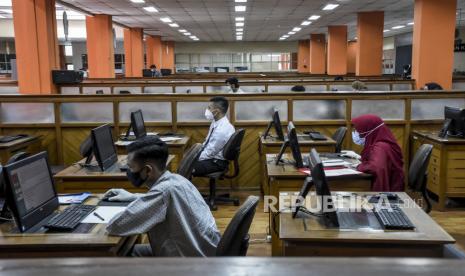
126;168;148;188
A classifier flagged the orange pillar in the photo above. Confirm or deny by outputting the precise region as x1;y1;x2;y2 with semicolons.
124;28;144;77
356;11;384;76
309;34;326;74
85;15;115;78
327;26;348;75
146;35;162;69
412;0;456;89
347;41;357;74
297;40;310;73
161;41;175;71
12;0;59;94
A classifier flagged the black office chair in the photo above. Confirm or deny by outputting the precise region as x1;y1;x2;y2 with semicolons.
332;127;347;153
216;196;259;256
7;152;29;165
408;144;433;213
201;129;246;211
177;143;203;180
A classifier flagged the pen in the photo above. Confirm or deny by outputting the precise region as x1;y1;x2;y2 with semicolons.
93;212;105;221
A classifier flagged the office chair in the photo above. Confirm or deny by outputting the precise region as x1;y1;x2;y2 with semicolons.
177;143;203;180
408;144;433;213
201;129;245;211
216;196;259;256
7;152;29;165
332;127;347;153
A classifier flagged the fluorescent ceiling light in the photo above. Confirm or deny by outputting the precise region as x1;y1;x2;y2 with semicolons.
308;15;320;20
235;6;246;12
322;4;339;10
130;0;145;3
235;17;245;21
282;35;289;38
236;22;244;27
236;36;243;40
184;32;191;36
383;30;390;33
392;25;405;29
288;31;296;35
190;35;196;39
143;6;158;12
292;27;301;32
193;38;200;41
0;0;11;6
235;0;247;2
236;28;243;32
237;32;243;35
408;22;414;25
160;17;172;23
169;23;179;27
279;37;286;40
179;29;187;32
0;9;12;13
301;21;311;26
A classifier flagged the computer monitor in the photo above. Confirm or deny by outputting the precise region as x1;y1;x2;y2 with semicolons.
2;152;58;232
440;106;465;138
124;110;147;140
292;148;339;227
142;69;153;78
263;109;285;141
275;122;304;168
91;124;118;171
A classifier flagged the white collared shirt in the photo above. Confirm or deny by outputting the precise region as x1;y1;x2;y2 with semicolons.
199;116;235;161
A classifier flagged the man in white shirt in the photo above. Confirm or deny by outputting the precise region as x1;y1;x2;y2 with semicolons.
225;77;244;93
192;96;235;176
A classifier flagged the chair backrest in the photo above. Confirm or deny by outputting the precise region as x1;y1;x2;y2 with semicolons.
7;152;29;165
331;127;347;153
216;196;259;256
222;129;246;178
408;144;433;191
177;143;203;179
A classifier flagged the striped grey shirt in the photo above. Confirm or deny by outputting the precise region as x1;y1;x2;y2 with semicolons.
106;171;221;257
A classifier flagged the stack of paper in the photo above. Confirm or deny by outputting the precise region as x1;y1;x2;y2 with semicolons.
81;206;127;224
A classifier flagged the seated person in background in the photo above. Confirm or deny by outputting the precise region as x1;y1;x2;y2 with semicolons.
351;114;404;192
105;136;220;257
149;64;162;77
225;77;244;93
423;82;443;90
192;96;235;176
334;76;344;81
291;85;306;92
402;64;412;80
352;80;367;91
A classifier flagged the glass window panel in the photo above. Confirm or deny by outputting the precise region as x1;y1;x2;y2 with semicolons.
352;100;405;120
177;102;210;122
268;85;294;93
61;102;113;123
83;87;111;94
144;86;173;94
114;87;142;94
119;102;172;123
411;99;465;120
175;86;204;93
61;87;80;94
392;83;412;91
0;103;55;124
206;86;230;93
293;100;346;121
235;100;288;121
0;86;19;94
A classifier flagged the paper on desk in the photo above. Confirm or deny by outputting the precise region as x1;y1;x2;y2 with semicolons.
81;206;127;224
115;140;133;146
122;132;158;136
160;137;183;142
324;169;362;177
322;161;351;167
58;192;91;205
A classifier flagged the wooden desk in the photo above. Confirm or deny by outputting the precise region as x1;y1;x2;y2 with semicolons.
411;131;465;211
0;196;138;258
259;133;337;194
279;191;455;257
0;136;41;164
54;154;175;193
115;136;190;171
267;153;372;255
2;257;465;275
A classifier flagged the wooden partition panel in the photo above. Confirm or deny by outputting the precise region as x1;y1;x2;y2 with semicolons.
0;92;463;190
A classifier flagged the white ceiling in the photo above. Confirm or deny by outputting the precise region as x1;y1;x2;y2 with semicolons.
3;0;465;42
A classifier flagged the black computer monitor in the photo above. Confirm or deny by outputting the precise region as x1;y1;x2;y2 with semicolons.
263;110;285;141
124;110;147;140
275;122;304;168
142;69;153;77
91;124;118;171
440;106;465;138
292;149;339;227
2;152;58;232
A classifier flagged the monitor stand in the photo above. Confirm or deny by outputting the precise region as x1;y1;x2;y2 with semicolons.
262;121;274;139
439;119;452;138
275;140;289;165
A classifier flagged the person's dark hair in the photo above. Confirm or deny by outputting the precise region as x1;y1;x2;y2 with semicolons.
127;136;168;171
334;76;344;81
425;82;443;90
225;77;239;87
150;64;156;69
210;96;229;114
291;85;306;92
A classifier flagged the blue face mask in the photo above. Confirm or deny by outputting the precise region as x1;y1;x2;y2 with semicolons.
352;130;365;146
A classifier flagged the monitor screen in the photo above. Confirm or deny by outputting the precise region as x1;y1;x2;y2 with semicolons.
3;152;58;232
287;122;304;168
131;110;147;139
445;106;465;137
92;124;118;171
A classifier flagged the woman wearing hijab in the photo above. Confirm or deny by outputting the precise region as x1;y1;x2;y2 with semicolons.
351;114;405;192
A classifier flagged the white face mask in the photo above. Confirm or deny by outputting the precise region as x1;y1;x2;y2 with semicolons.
205;109;214;121
352;123;385;146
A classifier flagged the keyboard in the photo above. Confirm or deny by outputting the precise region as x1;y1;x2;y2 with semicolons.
309;132;327;141
0;135;27;143
45;205;95;231
373;205;415;230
